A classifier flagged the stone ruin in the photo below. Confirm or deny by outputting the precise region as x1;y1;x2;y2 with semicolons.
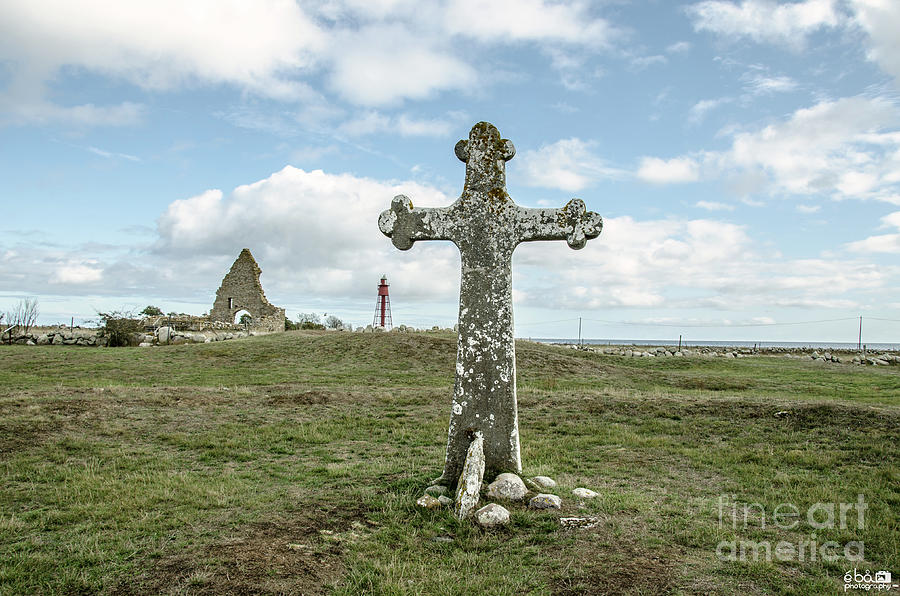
210;248;285;332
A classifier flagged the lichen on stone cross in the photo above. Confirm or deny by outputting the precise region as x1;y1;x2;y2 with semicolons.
378;121;603;485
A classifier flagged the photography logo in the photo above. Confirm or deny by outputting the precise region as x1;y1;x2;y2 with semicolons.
844;569;898;592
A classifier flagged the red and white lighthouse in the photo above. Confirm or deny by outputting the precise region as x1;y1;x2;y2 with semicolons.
372;275;393;329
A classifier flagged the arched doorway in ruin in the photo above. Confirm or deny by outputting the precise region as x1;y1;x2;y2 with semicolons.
234;309;252;326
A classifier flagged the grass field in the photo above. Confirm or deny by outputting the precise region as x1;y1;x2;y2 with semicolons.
1;330;898;595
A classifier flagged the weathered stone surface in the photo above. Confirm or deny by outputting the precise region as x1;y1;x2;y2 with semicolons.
416;494;442;510
530;476;557;489
210;249;285;332
474;503;511;528
157;326;173;343
425;485;449;497
378;122;603;485
529;493;562;509
438;495;453;507
572;487;598;499
486;472;527;501
560;516;602;529
454;432;485;520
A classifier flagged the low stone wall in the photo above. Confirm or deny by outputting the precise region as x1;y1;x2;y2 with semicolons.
561;344;899;366
355;324;457;333
1;325;276;347
142;326;274;346
2;327;106;346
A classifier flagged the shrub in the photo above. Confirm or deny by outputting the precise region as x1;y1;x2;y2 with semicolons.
97;310;143;347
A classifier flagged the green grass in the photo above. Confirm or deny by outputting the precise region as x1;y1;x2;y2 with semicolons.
0;330;898;595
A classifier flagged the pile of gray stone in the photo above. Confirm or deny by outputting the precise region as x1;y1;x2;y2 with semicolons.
2;325;273;348
137;326;262;347
573;344;898;365
354;324;457;333
416;471;599;529
853;353;900;366
415;431;598;529
3;327;107;346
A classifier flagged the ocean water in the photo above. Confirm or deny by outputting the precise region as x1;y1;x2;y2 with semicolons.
528;338;900;351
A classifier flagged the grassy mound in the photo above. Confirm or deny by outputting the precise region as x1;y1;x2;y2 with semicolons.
1;331;898;594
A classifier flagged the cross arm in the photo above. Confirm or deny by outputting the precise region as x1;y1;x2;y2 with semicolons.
378;194;454;250
515;199;603;249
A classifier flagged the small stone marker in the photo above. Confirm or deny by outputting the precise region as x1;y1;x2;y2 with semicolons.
475;503;511;527
529;476;557;489
560;516;602;529
454;431;485;519
416;494;442;510
424;485;449;497
572;487;598;499
379;122;603;484
486;473;527;502
529;494;562;509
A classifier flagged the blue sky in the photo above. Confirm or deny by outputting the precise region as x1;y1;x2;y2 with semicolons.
2;0;899;343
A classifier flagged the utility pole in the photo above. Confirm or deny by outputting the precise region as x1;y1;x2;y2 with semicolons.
578;317;582;348
678;334;682;351
858;316;862;351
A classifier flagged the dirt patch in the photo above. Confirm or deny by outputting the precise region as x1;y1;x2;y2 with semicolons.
267;389;332;406
668;376;755;391
778;402;900;431
552;526;678;595
0;391;96;456
115;507;374;595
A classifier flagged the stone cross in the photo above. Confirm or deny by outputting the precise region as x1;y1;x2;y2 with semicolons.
378;122;603;485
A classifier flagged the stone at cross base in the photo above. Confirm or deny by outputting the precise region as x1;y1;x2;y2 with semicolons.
378;121;603;486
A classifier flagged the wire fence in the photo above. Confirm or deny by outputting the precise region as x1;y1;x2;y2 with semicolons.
514;315;900;349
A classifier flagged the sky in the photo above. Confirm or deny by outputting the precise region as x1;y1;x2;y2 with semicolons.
1;0;900;343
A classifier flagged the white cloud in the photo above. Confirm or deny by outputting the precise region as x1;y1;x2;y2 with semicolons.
644;96;900;201
0;0;624;121
50;262;103;285
515;214;888;311
687;0;840;47
87;146;141;162
851;0;900;83
630;55;668;70
637;157;700;184
846;210;900;253
696;200;735;211
796;204;821;213
154;166;460;302
338;111;454;137
0;99;146;127
327;24;476;106
689;97;732;123
667;41;692;53
443;0;617;47
722;96;900;199
516;138;625;191
742;73;798;95
0;1;323;99
3;168;897;318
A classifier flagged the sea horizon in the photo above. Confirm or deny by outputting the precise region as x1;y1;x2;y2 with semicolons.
527;338;900;351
